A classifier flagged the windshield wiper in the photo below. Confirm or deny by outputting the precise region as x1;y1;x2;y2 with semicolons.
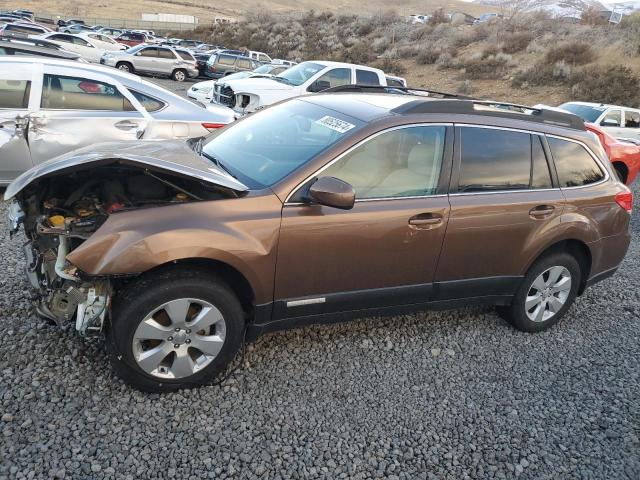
201;151;238;180
271;76;294;85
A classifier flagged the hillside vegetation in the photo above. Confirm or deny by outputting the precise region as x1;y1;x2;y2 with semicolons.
187;9;640;107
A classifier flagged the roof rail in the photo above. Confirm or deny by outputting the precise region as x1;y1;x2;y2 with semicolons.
0;34;60;49
322;84;473;99
321;84;584;130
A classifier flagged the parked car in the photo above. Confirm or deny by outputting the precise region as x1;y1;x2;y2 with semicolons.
212;60;399;116
245;49;272;63
79;31;127;51
0;35;83;61
0;22;52;37
37;32;107;63
188;64;290;103
559;101;640;143
13;9;35;21
59;23;94;34
386;75;408;87
4;92;632;392
100;44;199;81
205;52;261;78
57;18;85;28
115;32;148;48
96;27;124;38
586;123;639;185
175;39;200;49
0;57;235;184
271;58;297;66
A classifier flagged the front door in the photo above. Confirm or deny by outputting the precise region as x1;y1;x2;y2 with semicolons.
435;126;565;298
134;47;160;73
28;71;145;165
274;124;453;318
0;67;35;183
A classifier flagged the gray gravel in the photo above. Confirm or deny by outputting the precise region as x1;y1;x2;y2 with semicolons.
1;152;639;477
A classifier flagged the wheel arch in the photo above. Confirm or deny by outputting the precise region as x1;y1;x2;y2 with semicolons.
524;239;592;295
115;257;256;315
612;161;629;184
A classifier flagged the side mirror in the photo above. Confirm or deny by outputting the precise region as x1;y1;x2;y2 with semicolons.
307;176;355;210
308;80;331;93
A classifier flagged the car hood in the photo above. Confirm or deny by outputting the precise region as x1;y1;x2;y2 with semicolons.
221;77;294;92
4;139;248;200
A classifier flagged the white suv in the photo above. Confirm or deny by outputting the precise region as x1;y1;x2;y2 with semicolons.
212;60;402;116
559;101;640;143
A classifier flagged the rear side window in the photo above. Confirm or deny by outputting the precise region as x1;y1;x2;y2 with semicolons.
236;58;251;69
41;74;127;111
176;51;194;60
625;110;640;128
458;127;532;191
125;89;165;112
0;79;30;108
531;136;552;189
356;69;380;86
218;54;235;65
547;137;604;187
158;48;175;59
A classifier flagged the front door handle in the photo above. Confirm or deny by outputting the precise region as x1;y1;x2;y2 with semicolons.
409;213;443;228
529;205;556;218
115;120;139;130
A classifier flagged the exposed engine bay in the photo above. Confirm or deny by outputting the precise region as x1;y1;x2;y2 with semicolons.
11;164;237;335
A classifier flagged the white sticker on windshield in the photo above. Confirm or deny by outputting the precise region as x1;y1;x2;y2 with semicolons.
315;116;356;134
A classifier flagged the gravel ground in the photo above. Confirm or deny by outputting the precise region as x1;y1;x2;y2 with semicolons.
0;84;639;478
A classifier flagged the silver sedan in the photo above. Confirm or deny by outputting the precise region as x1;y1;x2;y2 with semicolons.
0;57;235;185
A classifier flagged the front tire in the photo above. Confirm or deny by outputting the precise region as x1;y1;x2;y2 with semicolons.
172;69;187;82
497;252;581;332
107;269;244;392
116;62;133;73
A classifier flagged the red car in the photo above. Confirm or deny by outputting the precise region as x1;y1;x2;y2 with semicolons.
586;123;639;185
115;32;147;47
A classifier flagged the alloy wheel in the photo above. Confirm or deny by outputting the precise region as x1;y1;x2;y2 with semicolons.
132;298;226;379
174;70;186;81
525;266;572;323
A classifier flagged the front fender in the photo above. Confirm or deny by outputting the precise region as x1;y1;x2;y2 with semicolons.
66;196;282;304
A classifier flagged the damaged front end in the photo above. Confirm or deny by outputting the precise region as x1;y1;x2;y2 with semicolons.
6;140;247;336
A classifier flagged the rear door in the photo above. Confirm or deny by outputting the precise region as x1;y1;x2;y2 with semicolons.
156;47;178;74
435;125;564;299
0;64;36;183
27;66;148;165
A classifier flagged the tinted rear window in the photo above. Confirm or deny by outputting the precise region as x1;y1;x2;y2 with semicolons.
547;137;604;187
356;69;380;86
458;127;531;191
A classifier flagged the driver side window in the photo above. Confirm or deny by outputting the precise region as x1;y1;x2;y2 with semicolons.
310;68;351;91
322;126;446;199
601;110;621;127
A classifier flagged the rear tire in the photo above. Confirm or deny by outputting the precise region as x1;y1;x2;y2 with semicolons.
116;62;133;73
497;252;581;332
172;69;187;82
106;268;244;392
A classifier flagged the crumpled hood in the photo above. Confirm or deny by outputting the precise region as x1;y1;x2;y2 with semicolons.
4;139;248;200
220;77;294;92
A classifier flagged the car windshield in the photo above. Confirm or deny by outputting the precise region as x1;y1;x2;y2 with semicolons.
273;61;325;86
201;100;364;188
253;64;271;74
559;102;606;123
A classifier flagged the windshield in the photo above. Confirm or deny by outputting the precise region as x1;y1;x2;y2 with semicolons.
202;100;364;188
274;61;325;86
253;64;271;74
559;102;606;123
125;44;145;54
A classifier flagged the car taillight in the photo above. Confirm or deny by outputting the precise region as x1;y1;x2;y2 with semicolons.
202;122;225;130
615;191;633;212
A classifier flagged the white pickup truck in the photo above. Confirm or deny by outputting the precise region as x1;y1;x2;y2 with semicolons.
211;60;407;116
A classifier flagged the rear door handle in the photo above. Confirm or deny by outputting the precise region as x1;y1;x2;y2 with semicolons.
529;205;556;218
115;120;139;130
409;213;443;228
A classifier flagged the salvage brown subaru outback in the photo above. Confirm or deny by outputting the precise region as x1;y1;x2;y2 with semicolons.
6;90;632;391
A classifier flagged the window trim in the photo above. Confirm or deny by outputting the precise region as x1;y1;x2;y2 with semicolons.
39;73;132;113
545;133;609;190
284;123;453;205
450;124;607;195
